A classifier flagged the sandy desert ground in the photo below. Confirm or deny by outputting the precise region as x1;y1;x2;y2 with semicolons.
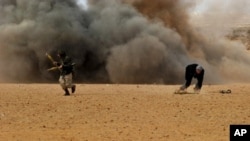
0;83;250;141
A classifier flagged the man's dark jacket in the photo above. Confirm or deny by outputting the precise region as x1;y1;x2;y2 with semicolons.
56;56;74;76
184;64;204;89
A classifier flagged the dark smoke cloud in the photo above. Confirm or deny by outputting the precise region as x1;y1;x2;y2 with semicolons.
0;0;100;82
0;0;250;84
88;0;189;83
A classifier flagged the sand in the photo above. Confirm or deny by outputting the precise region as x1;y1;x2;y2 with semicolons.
0;83;249;141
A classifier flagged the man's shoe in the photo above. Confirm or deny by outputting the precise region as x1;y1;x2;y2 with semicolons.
71;85;76;93
64;88;70;96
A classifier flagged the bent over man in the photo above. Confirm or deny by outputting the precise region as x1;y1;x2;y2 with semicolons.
179;63;204;93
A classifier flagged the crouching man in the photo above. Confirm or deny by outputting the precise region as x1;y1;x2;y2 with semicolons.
179;64;204;93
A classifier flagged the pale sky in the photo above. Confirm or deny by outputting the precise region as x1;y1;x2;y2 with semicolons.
76;0;88;9
192;0;250;14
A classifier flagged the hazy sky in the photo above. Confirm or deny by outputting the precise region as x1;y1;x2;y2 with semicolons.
77;0;88;9
192;0;250;14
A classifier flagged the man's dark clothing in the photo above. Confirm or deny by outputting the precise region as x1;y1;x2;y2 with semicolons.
184;64;204;89
61;56;74;75
57;56;74;76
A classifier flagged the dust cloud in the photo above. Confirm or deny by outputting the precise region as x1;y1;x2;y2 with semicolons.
0;0;250;84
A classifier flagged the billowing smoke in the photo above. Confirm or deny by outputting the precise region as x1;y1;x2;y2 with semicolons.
125;0;250;83
0;0;250;84
0;0;104;82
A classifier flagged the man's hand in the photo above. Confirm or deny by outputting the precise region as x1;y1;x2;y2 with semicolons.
58;65;63;69
193;87;200;94
180;85;186;91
